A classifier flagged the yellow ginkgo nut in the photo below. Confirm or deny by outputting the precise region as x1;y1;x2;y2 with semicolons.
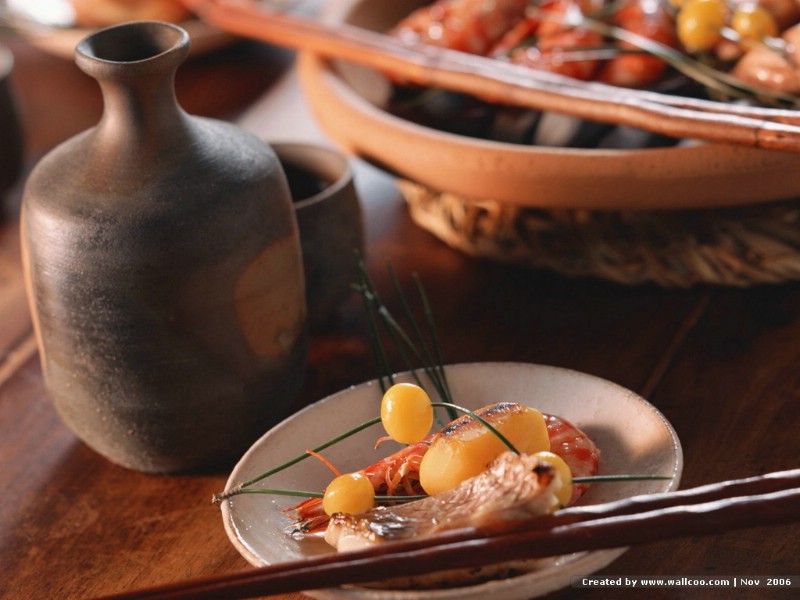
677;0;727;52
380;383;434;445
731;5;779;41
322;472;375;516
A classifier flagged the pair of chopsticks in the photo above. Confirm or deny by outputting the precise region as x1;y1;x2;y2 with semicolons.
96;468;800;599
182;0;800;153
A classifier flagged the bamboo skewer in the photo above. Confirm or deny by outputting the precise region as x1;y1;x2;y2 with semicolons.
185;0;800;153
96;469;800;600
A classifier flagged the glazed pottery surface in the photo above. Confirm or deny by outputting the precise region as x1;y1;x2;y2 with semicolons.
20;22;307;473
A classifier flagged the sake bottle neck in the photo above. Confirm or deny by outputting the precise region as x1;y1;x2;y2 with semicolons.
75;22;192;150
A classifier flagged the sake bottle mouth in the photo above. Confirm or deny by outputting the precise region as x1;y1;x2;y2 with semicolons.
76;21;190;65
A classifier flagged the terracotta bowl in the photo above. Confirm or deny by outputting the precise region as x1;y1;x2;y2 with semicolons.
298;0;800;211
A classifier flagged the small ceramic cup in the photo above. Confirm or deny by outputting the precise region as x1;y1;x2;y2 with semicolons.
271;142;364;330
0;44;24;203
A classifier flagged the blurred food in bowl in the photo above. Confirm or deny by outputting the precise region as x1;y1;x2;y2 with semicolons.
385;0;800;107
379;0;800;149
297;0;800;211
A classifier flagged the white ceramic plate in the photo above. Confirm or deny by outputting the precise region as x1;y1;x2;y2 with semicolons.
297;0;800;210
221;362;683;599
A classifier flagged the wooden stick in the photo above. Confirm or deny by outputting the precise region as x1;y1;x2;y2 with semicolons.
94;469;800;600
185;0;800;152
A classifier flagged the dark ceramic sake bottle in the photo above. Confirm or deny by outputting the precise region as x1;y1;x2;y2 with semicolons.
20;22;307;473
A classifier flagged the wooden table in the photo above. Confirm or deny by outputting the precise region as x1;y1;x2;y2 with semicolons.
1;26;799;600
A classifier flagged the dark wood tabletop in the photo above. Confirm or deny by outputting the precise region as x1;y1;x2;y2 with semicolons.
1;24;799;600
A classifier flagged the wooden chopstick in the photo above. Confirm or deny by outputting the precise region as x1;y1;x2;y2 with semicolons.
183;0;800;153
95;468;800;600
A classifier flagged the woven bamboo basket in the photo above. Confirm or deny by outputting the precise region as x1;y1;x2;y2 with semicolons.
400;180;800;287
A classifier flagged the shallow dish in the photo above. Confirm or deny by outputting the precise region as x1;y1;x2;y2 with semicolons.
297;0;800;211
221;362;683;599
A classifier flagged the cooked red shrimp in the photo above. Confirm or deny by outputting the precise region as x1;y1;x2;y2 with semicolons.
492;0;676;86
544;412;601;503
285;406;600;534
389;0;532;55
535;0;606;38
487;11;540;57
391;0;679;87
596;0;678;87
508;27;607;80
487;0;608;59
490;0;606;80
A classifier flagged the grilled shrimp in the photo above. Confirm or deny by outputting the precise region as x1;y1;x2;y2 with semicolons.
544;412;601;503
597;0;677;88
390;0;532;55
495;0;675;86
508;27;607;81
285;406;599;534
490;0;606;81
392;0;679;88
